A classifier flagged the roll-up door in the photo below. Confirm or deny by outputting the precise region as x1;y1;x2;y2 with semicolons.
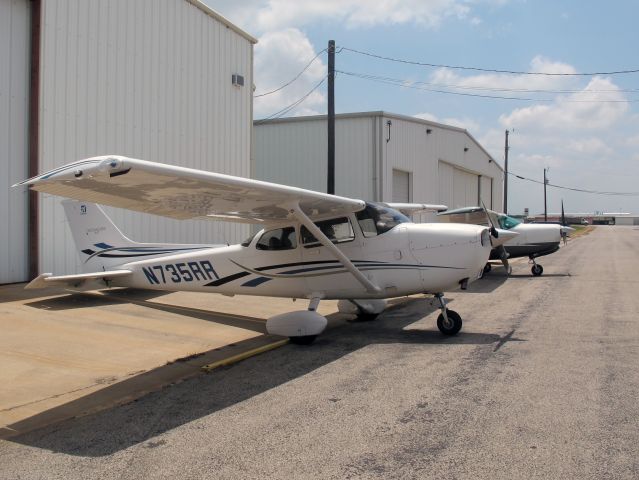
439;161;480;209
479;176;493;209
0;0;30;283
392;169;411;203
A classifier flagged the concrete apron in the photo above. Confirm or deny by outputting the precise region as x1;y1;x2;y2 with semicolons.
0;285;338;439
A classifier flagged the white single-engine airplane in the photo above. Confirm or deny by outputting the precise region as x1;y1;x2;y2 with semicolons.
14;156;517;344
437;206;573;276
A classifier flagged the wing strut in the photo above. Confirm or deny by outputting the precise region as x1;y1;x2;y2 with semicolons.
288;204;381;294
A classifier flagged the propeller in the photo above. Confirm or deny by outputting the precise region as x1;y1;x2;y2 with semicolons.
481;201;512;275
559;199;574;245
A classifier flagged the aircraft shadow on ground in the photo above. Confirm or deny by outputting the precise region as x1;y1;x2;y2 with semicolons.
25;291;267;334
7;295;522;457
505;273;571;279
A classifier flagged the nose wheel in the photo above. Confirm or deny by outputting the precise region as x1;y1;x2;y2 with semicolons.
434;293;462;335
529;257;544;276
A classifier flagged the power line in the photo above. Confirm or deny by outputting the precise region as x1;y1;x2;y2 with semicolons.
339;46;639;76
337;69;638;103
254;76;327;123
254;49;327;98
508;171;639;196
342;72;639;95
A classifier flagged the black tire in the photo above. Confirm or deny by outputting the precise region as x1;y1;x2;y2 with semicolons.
355;312;379;322
531;264;543;276
437;310;462;335
483;263;492;274
289;335;317;345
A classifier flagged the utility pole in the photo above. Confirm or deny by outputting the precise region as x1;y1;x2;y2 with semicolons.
327;40;335;195
503;130;509;214
544;167;549;222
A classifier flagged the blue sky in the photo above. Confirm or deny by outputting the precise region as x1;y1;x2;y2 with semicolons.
206;0;639;215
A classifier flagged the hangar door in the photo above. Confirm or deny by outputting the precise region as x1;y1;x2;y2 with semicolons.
392;169;411;202
438;161;479;209
0;0;30;283
479;176;493;209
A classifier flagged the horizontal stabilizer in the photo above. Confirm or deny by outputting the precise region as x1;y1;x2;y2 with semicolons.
25;270;132;290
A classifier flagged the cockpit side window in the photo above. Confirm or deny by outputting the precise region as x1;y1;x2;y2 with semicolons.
356;203;410;236
301;217;354;247
256;227;297;250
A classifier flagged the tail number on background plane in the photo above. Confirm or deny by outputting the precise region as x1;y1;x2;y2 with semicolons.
142;261;218;285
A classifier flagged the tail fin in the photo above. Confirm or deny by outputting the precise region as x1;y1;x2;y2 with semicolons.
62;200;215;271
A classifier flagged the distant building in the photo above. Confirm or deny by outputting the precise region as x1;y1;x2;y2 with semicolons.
528;213;638;225
254;112;504;222
1;0;256;282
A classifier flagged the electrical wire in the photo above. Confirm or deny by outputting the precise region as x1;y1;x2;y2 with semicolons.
254;49;327;98
254;76;327;123
339;46;639;76
342;72;639;95
507;171;639;196
337;69;638;103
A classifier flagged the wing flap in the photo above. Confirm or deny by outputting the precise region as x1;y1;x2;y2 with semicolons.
15;156;365;223
25;270;132;290
387;203;448;215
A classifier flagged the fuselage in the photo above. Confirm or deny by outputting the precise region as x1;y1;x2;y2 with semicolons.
491;223;562;260
110;208;492;300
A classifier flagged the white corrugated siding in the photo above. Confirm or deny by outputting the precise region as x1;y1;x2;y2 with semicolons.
253;116;375;200
0;0;30;283
253;112;504;217
38;0;254;274
383;115;501;210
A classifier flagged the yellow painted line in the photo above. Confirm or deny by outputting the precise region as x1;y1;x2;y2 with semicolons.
201;339;289;372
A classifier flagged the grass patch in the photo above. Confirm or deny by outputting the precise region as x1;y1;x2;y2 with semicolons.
568;225;595;239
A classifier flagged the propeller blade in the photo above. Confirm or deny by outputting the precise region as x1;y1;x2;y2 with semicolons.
480;200;499;238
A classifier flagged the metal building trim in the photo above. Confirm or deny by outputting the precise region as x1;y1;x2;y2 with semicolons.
28;0;41;280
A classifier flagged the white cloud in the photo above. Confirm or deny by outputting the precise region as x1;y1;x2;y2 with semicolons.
499;77;628;132
413;112;480;133
206;0;487;32
430;56;578;93
253;29;327;118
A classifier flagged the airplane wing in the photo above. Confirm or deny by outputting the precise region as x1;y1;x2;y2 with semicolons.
14;156;365;224
25;270;132;290
387;203;448;215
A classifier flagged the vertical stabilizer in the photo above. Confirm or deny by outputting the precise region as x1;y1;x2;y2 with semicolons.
62;200;215;272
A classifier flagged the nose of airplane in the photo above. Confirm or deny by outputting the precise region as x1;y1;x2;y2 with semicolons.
490;228;519;247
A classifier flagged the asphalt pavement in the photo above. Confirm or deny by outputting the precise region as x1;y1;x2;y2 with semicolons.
1;226;637;479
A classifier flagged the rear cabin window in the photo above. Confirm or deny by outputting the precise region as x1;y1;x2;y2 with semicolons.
256;227;297;250
301;217;354;247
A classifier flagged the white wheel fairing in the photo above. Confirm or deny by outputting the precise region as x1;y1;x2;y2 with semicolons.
266;311;328;337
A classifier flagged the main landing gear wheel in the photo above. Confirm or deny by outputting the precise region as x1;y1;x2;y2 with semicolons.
437;310;462;335
531;264;543;276
289;335;317;345
356;312;379;322
483;263;492;275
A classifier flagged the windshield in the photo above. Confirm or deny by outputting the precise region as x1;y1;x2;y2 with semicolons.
356;202;411;236
497;214;522;230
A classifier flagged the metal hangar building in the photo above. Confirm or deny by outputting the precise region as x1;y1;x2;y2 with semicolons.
253;112;504;220
1;0;256;283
